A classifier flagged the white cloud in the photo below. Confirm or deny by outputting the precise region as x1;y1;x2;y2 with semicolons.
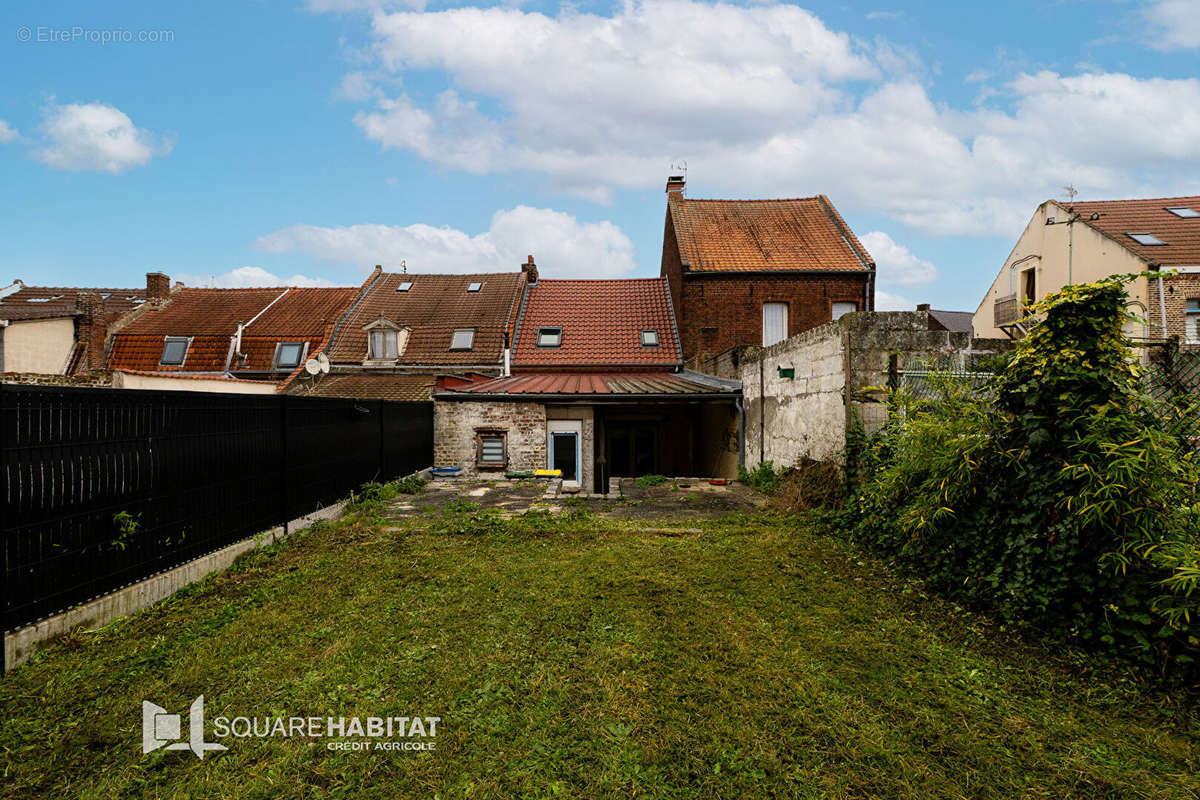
175;266;337;288
1144;0;1200;51
254;206;636;277
329;1;1200;239
0;121;18;144
860;231;937;288
866;10;902;21
874;289;914;311
35;102;172;173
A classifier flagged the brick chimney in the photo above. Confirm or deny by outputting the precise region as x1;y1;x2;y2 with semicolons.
666;174;686;195
916;303;931;311
146;272;170;302
522;255;538;285
76;293;107;372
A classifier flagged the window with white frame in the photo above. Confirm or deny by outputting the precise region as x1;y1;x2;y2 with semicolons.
369;329;398;360
450;328;475;350
272;342;306;370
1187;298;1200;342
160;336;190;366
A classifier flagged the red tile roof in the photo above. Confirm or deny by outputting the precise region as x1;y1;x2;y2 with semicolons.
108;286;358;377
326;272;526;366
299;374;436;402
1061;196;1200;266
0;284;148;322
434;370;738;398
668;194;873;272
511;278;681;369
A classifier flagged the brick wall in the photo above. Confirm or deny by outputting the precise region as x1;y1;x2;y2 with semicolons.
433;399;546;477
675;273;871;361
1;371;116;387
1148;272;1200;350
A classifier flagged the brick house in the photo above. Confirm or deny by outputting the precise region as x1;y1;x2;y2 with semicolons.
0;273;171;378
106;283;360;393
433;276;741;493
660;176;876;361
974;195;1200;348
287;261;535;402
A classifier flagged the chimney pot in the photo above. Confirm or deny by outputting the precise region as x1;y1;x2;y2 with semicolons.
666;175;686;195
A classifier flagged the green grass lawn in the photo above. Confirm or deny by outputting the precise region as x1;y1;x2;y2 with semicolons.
1;504;1198;799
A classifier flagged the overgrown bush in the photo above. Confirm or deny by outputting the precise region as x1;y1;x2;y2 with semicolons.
739;461;780;494
769;459;845;512
848;275;1200;681
395;473;428;495
634;474;672;489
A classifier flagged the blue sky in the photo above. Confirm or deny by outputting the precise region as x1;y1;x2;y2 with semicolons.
2;0;1198;311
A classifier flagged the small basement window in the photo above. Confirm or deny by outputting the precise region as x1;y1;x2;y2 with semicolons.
1127;232;1167;246
467;281;482;292
1166;207;1200;218
450;328;475;350
160;336;190;366
476;430;507;468
640;329;659;347
273;342;306;370
397;281;413;292
537;327;562;347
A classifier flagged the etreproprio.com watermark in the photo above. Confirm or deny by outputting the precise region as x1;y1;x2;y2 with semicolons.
16;25;174;44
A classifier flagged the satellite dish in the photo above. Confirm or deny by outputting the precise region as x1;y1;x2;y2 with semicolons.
304;358;322;376
316;352;330;374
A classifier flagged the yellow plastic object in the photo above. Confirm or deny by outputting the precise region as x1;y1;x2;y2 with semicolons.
534;469;563;478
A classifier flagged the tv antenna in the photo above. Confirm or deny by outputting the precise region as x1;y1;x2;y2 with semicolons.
400;260;407;274
1062;184;1078;202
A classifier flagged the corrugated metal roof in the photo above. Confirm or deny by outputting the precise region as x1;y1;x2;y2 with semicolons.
434;370;740;398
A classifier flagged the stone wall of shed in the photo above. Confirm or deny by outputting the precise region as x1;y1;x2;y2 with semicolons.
434;399;546;477
739;311;989;468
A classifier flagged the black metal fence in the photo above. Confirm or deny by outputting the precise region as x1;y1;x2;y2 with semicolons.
1;385;432;645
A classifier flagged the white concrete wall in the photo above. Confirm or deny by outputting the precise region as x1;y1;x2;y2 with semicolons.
2;317;76;374
546;405;595;489
114;371;278;394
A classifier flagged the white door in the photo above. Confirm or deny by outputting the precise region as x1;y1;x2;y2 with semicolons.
547;420;583;488
763;302;788;346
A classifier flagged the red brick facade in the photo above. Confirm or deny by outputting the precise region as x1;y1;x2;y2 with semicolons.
1148;272;1200;350
661;202;873;360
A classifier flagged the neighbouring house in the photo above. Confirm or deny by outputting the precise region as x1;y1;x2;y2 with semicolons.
917;303;974;335
0;272;169;377
973;195;1200;347
286;261;535;402
106;284;360;393
660;175;875;361
433;276;742;494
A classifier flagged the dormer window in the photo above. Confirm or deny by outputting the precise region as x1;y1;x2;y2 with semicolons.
467;282;482;292
362;317;408;364
160;336;190;366
272;342;306;370
450;328;475;351
397;281;413;292
640;329;659;347
537;327;562;347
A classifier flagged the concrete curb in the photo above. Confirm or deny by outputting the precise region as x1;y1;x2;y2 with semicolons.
3;502;345;672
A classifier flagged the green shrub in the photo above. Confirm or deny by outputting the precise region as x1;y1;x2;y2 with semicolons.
634;474;671;489
848;275;1200;680
739;461;780;494
395;473;427;495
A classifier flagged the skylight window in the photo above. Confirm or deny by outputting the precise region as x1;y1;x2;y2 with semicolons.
537;327;562;347
1127;233;1167;246
160;336;190;366
26;295;62;303
273;342;306;370
640;329;659;347
397;281;413;292
1166;207;1200;218
450;328;475;350
467;282;482;292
